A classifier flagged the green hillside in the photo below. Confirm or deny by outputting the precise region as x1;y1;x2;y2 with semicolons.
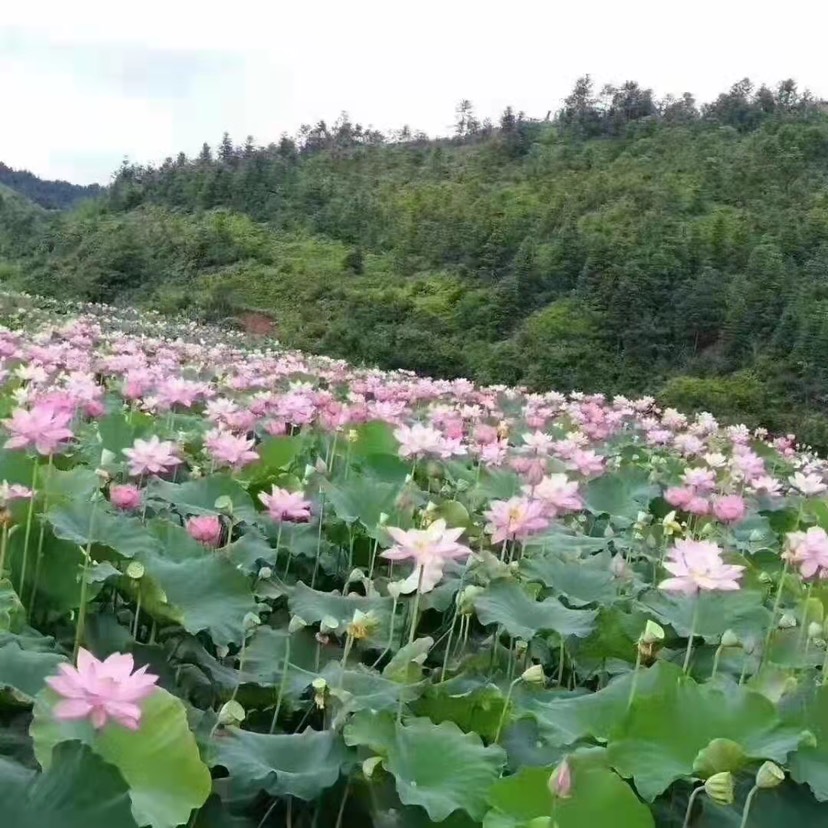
4;77;828;445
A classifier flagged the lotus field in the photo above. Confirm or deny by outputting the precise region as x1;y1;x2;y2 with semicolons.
3;295;828;827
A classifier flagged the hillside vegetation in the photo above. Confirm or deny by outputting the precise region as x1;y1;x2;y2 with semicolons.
0;162;102;209
2;77;828;445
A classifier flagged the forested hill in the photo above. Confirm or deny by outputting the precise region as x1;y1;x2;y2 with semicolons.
3;76;828;446
0;163;102;210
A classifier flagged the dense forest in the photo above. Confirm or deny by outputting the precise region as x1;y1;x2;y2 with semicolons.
0;163;101;210
2;76;828;446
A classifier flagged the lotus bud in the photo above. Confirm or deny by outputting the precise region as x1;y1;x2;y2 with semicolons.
126;561;145;580
214;495;234;514
603;525;615;539
362;755;383;779
704;772;735;805
641;620;665;645
347;568;366;584
520;664;545;685
458;585;484;614
720;629;740;648
320;615;339;634
778;612;797;629
216;644;230;659
243;612;261;631
258;566;273;580
95;467;111;482
809;621;823;640
314;457;328;475
755;761;785;789
100;448;116;467
288;615;308;634
758;571;773;584
218;700;246;726
548;759;572;799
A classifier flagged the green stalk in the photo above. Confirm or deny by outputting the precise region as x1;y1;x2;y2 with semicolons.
493;677;521;743
407;567;425;646
370;595;399;669
682;786;704;828
627;646;643;710
28;453;53;612
797;580;814;653
739;785;760;828
710;644;724;681
72;497;98;662
0;523;8;578
310;496;325;589
682;598;700;674
763;557;790;663
18;460;39;604
440;603;460;682
269;636;291;733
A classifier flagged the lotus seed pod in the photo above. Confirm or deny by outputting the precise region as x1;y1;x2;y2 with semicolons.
311;677;328;691
778;612;797;629
288;615;308;633
704;772;735;806
755;761;785;789
520;664;545;685
243;612;261;630
214;495;233;513
320;615;339;634
126;561;145;580
258;566;273;580
347;568;366;583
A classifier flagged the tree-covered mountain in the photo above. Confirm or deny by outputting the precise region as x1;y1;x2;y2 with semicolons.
3;76;828;446
0;163;102;209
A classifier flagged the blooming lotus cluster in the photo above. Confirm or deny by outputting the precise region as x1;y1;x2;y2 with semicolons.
47;649;159;730
785;527;828;579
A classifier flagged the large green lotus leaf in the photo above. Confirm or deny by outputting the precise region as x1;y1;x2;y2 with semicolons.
48;499;159;560
476;469;523;503
414;676;507;743
640;589;770;643
40;466;101;502
486;764;555;823
607;677;810;801
225;529;276;571
0;578;24;632
382;636;433;683
242;625;320;698
321;476;402;528
238;435;304;483
288;581;401;649
6;529;92;611
321;661;424;716
788;685;828;800
584;469;657;521
568;607;650;675
517;661;680;747
344;708;397;753
521;551;618;607
0;448;37;486
473;579;597;640
140;549;257;646
0;638;66;704
523;530;610;556
97;410;153;454
211;727;349;801
32;687;211;828
383;717;506;822
148;475;258;523
353;421;400;457
0;741;138;828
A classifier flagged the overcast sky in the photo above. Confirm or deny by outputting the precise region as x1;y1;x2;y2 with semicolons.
2;0;827;184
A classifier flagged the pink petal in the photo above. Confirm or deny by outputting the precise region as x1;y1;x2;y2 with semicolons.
380;548;412;561
90;707;108;729
100;652;135;681
54;699;93;721
76;648;99;676
46;674;86;699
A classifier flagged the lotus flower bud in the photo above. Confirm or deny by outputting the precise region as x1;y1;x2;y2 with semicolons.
288;615;308;633
516;664;543;685
641;620;665;645
720;629;740;648
704;772;735;805
214;495;234;514
362;756;383;779
347;568;365;583
548;759;572;799
319;615;339;634
778;612;797;629
258;566;273;580
243;612;261;631
755;761;785;789
218;700;245;726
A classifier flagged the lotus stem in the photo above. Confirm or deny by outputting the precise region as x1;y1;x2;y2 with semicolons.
72;496;98;661
739;785;760;828
270;635;291;733
18;460;39;604
493;676;521;743
682;786;704;828
627;646;643;710
682;598;700;674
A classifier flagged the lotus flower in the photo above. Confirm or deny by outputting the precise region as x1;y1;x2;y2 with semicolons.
659;539;744;594
46;648;158;730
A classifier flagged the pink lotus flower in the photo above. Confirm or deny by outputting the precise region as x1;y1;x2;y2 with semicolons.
550;758;572;799
789;472;827;496
685;496;711;516
110;484;142;511
786;527;828;579
0;481;33;505
204;428;259;470
187;515;223;547
665;487;694;510
123;435;180;477
528;473;582;516
3;403;74;455
484;497;549;545
46;648;158;730
659;539;744;594
712;494;747;524
258;486;312;522
393;423;447;459
382;518;471;593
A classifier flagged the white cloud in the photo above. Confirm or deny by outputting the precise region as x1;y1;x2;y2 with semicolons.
2;0;827;182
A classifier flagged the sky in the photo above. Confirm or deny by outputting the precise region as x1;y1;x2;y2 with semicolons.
2;0;828;184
